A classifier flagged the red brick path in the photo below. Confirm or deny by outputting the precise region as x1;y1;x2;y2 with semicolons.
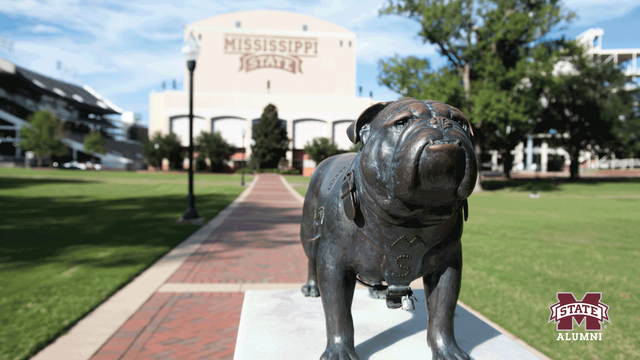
90;174;307;360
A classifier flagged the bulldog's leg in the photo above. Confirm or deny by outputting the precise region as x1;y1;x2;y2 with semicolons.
423;251;469;360
301;257;320;297
318;259;359;360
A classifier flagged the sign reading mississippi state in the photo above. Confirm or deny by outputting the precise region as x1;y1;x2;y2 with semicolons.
224;34;318;75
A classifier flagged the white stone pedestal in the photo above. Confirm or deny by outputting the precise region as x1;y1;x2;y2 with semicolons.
234;290;543;360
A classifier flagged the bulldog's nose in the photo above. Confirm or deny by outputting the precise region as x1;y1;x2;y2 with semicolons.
419;141;466;193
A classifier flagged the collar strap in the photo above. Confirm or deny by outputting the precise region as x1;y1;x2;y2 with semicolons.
341;169;359;220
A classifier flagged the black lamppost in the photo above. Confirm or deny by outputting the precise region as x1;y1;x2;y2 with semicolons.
240;128;246;186
179;34;204;224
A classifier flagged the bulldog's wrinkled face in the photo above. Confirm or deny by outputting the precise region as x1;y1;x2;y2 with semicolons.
355;98;477;222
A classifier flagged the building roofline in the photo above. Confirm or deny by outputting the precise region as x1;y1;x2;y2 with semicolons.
3;61;122;115
0;56;16;75
188;9;355;35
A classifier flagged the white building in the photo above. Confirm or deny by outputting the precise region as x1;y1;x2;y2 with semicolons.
577;28;640;81
148;10;373;175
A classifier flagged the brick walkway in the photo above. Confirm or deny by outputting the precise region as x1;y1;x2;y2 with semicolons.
90;174;307;360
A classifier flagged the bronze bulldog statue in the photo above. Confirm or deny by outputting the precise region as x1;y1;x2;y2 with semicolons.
300;98;478;360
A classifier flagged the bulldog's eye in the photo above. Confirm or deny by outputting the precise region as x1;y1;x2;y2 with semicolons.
394;118;409;130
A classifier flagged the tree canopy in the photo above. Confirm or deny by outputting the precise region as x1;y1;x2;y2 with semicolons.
19;110;67;167
379;0;575;180
195;131;235;172
163;133;184;170
252;104;289;169
83;131;106;163
142;132;165;169
142;132;184;170
535;41;637;180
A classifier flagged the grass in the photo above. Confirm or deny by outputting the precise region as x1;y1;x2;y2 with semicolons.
0;168;251;360
286;176;640;360
282;175;310;197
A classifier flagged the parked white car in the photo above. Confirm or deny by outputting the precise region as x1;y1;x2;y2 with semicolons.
59;161;102;170
62;161;87;170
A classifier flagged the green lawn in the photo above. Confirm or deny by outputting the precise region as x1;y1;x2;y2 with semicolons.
282;175;310;197
0;168;251;360
287;176;640;360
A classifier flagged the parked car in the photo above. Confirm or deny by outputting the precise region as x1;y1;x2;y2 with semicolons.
61;161;87;170
57;161;102;170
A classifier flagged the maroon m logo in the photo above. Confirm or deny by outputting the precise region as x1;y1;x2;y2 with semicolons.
549;292;610;331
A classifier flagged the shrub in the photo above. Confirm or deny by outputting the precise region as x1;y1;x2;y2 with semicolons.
304;137;340;165
195;132;234;172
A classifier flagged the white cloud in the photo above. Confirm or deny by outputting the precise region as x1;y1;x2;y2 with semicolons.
562;0;639;25
357;32;438;64
29;24;62;33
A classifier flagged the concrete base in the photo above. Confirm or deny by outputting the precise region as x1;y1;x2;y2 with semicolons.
234;290;543;360
176;216;205;225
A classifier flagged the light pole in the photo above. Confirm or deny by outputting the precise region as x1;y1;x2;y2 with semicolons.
250;139;256;174
240;128;246;186
178;34;204;225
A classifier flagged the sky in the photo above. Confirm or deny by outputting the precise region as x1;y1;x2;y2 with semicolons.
1;0;639;127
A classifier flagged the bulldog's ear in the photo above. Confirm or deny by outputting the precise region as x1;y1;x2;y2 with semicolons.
347;102;389;144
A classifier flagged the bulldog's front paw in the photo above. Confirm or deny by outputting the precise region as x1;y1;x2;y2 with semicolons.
320;344;359;360
368;287;386;299
301;281;320;297
430;338;470;360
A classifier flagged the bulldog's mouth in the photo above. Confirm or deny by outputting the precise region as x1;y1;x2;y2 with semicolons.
424;138;463;150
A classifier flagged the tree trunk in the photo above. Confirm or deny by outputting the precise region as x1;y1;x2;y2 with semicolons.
37;155;43;168
569;145;580;181
463;62;471;105
502;150;514;179
473;143;483;193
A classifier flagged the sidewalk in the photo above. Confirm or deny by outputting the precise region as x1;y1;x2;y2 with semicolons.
32;173;308;360
95;174;307;360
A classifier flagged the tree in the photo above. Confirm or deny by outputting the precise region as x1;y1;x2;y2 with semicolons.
252;104;289;169
379;0;575;184
142;132;166;169
141;132;183;170
195;132;234;172
304;137;340;166
536;41;636;180
83;131;106;164
19;110;67;167
608;91;640;159
378;56;464;107
163;133;184;170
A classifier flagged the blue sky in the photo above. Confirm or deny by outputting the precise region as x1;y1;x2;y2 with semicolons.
1;0;639;126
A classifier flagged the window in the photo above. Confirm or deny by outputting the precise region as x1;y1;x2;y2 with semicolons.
349;41;351;47
303;24;308;31
340;40;343;47
236;21;241;28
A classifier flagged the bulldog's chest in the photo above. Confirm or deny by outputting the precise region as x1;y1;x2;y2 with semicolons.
322;199;461;286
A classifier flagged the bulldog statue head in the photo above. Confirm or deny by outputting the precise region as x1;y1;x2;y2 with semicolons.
347;98;477;226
